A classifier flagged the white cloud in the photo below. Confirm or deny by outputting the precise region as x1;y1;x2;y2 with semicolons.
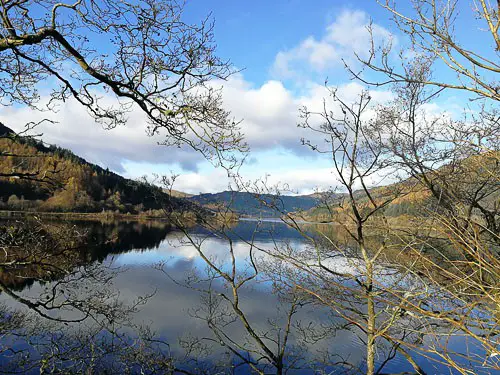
172;169;230;194
272;9;395;79
325;10;392;54
0;72;393;191
220;75;394;156
263;167;338;195
219;76;303;151
0;97;204;173
274;38;339;78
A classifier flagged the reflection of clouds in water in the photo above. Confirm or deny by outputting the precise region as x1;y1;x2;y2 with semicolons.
112;229;390;291
112;262;366;366
0;220;459;374
313;256;364;275
108;231;369;367
113;232;306;267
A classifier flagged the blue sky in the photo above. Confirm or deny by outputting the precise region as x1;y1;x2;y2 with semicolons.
183;1;390;84
1;0;492;194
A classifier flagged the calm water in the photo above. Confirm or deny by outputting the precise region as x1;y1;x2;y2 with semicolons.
0;219;494;374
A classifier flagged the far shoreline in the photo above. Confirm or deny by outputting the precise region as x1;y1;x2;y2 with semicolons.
0;210;170;222
0;211;340;226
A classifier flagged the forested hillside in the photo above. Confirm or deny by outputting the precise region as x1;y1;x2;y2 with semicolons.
297;185;432;222
3;121;497;223
295;151;500;223
0;125;183;214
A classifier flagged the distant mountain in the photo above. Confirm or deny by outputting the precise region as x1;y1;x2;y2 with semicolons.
188;191;330;217
0;124;192;215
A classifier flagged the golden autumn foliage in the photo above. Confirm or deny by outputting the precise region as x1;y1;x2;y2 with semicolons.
295;151;500;224
0;136;182;214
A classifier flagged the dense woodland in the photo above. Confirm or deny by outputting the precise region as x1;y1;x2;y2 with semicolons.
296;151;500;223
0;124;181;215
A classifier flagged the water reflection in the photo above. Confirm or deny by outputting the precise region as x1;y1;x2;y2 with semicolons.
0;218;493;374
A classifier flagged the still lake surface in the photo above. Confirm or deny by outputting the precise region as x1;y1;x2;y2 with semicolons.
0;218;493;374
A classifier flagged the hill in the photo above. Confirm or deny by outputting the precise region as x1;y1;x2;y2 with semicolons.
165;189;194;198
0;124;191;215
188;191;329;217
0;124;329;218
296;183;431;222
294;151;500;223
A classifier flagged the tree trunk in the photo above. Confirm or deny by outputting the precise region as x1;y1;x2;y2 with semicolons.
366;264;376;375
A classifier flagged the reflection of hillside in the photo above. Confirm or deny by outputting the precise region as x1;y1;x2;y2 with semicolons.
80;220;174;261
0;220;174;291
2;218;467;293
2;218;447;292
1;219;318;292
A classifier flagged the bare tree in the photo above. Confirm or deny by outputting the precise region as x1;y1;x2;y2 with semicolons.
0;0;247;166
336;0;500;372
0;2;250;370
151;185;316;374
255;84;499;374
289;88;430;375
223;89;431;374
349;0;499;101
359;75;500;373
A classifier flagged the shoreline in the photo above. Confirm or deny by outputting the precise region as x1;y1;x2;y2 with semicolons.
0;210;169;222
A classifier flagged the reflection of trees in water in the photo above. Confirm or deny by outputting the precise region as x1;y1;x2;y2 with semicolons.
0;217;496;374
0;219;174;291
0;302;181;374
80;220;174;261
0;218;177;373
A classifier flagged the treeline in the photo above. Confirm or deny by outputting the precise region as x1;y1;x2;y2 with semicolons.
297;185;433;222
0;127;180;215
297;151;500;223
